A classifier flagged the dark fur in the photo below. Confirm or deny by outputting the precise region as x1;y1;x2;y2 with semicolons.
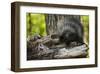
57;18;84;46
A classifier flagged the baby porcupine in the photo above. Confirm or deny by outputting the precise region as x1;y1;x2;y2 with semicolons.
57;18;84;47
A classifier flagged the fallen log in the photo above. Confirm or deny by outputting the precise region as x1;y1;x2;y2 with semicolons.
27;34;88;60
54;44;88;59
27;43;88;60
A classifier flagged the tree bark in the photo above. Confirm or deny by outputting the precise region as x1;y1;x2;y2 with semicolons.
45;14;80;35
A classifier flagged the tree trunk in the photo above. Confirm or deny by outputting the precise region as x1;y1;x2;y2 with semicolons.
45;14;58;35
45;14;80;35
